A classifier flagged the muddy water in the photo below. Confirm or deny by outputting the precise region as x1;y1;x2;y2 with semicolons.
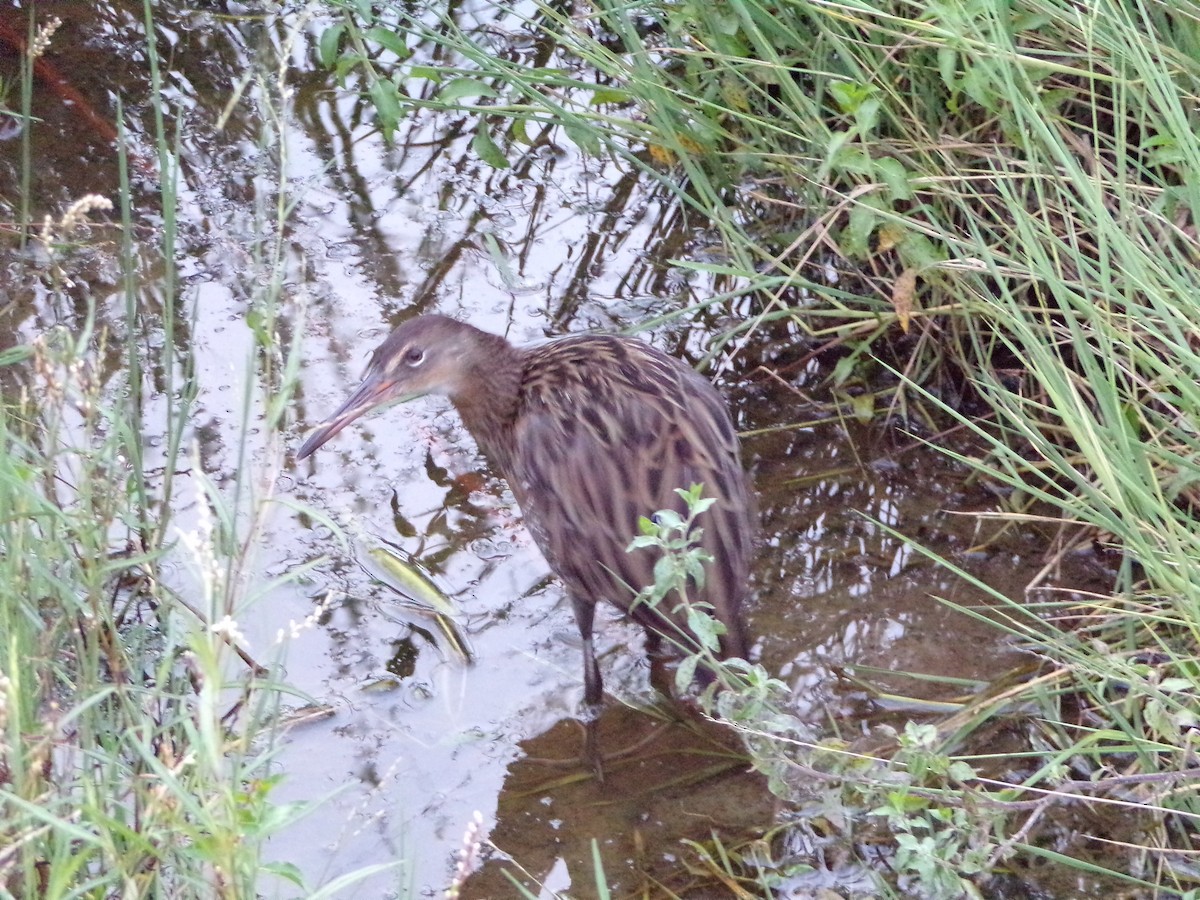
0;3;1111;897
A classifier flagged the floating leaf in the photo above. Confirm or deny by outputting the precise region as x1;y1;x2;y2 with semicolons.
279;704;336;729
368;546;457;615
361;677;402;693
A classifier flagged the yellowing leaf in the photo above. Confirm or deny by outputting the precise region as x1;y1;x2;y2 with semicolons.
368;547;457;616
892;268;918;333
648;144;676;166
877;223;905;252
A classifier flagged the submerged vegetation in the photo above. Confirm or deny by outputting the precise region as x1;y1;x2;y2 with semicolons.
1;0;1198;896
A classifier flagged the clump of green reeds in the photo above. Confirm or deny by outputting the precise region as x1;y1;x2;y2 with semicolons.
0;325;299;897
0;8;321;897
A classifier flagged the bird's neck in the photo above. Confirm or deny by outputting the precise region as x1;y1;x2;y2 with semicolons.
450;333;525;475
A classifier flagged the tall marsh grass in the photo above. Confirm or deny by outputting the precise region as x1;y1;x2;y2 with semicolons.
0;8;319;898
0;298;295;899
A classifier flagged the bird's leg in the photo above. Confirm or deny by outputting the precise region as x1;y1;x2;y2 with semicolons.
573;596;603;707
572;596;605;780
645;628;675;699
645;626;714;728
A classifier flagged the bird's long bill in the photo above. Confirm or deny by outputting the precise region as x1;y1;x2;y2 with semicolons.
295;370;398;460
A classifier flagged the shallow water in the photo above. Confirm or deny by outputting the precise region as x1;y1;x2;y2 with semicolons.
0;3;1116;896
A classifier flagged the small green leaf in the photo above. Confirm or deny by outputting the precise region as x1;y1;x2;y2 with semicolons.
899;231;946;269
686;608;720;651
874;157;913;201
675;654;700;693
937;47;958;88
561;121;601;156
713;11;740;35
246;309;266;345
363;26;409;59
1143;134;1183;167
510;117;534;146
961;63;994;109
947;760;976;782
408;65;443;82
317;24;346;69
844;201;878;258
855;97;881;134
832;144;873;177
1013;12;1053;31
655;510;684;530
832;354;857;387
683;553;707;585
261;861;306;888
472;124;510;168
588;87;631;105
440;77;499;104
829;80;872;115
332;56;358;84
368;77;403;143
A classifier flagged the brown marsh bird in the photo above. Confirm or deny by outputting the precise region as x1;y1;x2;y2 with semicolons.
296;315;752;765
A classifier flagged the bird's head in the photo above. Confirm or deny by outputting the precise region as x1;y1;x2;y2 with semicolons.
296;315;490;459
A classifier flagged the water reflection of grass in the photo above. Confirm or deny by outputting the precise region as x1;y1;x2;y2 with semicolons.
326;0;1200;894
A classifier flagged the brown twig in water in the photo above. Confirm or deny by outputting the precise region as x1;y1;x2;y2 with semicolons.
0;15;155;174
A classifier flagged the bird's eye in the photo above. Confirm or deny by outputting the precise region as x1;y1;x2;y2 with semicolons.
404;347;425;367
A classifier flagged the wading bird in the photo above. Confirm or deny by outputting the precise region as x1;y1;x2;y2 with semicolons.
296;315;752;774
